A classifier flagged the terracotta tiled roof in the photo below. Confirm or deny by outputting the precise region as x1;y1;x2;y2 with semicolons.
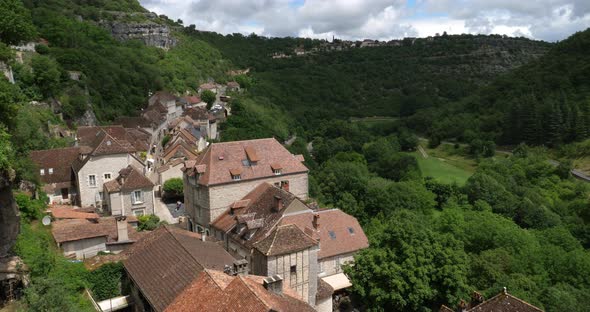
77;126;127;147
48;205;99;220
184;95;202;104
281;209;368;259
182;107;209;121
211;183;300;248
165;270;315;312
184;138;308;186
316;278;334;300
114;116;151;129
199;83;216;90
30;147;80;185
123;226;235;312
104;166;154;193
125;128;151;152
52;217;144;244
253;224;317;256
162;141;198;164
466;289;544;312
151;91;178;103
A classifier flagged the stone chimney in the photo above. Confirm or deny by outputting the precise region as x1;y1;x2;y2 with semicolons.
233;259;249;275
116;216;128;242
272;196;282;212
312;213;320;230
263;275;283;295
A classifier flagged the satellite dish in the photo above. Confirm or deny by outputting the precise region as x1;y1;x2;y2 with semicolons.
42;215;52;226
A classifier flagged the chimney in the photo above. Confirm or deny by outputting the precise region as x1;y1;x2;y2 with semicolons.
200;228;206;242
272;196;282;212
233;259;249;275
116;216;129;242
312;213;320;230
263;275;283;295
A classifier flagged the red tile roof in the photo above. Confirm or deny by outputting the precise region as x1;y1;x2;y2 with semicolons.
104;166;154;193
226;81;240;88
182;107;209;121
253;224;317;256
165;270;315;312
466;289;544;312
51;217;145;244
123;226;236;312
184;95;202;104
30;147;80;185
48;205;99;220
77;126;127;147
281;209;368;259
184;138;307;186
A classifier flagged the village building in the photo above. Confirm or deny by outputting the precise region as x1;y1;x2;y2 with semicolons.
440;289;544;312
123;226;236;312
210;183;368;308
149;91;181;120
164;270;315;312
182;107;218;140
181;95;206;108
47;204;99;220
73;127;145;208
226;81;240;92
52;216;144;259
30;147;80;205
198;82;217;94
103;166;155;217
157;159;185;186
182;138;308;233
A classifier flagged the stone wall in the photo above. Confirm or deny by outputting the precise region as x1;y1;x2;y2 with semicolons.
77;154;134;207
318;253;355;277
265;245;318;305
61;236;107;259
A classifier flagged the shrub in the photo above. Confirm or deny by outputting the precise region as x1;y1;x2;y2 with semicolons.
163;178;183;198
137;214;165;231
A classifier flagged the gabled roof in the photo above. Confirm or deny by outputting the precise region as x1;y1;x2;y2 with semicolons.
30;147;80;185
182;107;209;121
253;224;317;256
184;138;308;186
162;141;199;164
91;131;136;156
51;217;145;244
227;81;240;88
466;289;544;312
113;116;151;129
104;166;154;193
77;126;127;147
150;91;178;104
123;226;235;312
281;209;368;259
183;95;202;104
125;128;151;152
165;270;315;312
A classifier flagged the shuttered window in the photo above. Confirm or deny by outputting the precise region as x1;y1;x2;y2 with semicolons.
131;190;143;204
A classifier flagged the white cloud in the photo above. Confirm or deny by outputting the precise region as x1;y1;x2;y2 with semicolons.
139;0;590;41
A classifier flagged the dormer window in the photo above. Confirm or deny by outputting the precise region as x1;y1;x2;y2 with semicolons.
273;169;282;175
271;163;283;175
40;169;45;176
48;168;54;175
230;168;242;181
232;174;241;181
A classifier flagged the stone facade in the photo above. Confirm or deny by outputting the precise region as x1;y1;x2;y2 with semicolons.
253;246;319;306
76;154;144;208
105;186;155;217
318;253;355;277
61;236;107;259
184;172;308;230
159;163;183;185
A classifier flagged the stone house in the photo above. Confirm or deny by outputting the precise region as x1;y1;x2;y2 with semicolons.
226;81;240;92
103;166;155;217
181;138;308;233
157;159;184;186
181;95;206;108
30;147;80;205
210;183;368;309
198;82;217;94
73;129;145;208
123;226;236;312
51;216;145;259
149;91;181;120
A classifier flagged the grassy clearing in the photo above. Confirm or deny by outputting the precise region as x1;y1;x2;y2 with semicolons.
414;141;477;185
350;116;399;128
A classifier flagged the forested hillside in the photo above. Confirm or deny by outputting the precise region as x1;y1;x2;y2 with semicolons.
418;28;590;146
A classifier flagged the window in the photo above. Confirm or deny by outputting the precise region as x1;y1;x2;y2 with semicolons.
131;190;143;204
40;169;45;176
241;159;250;167
290;265;297;273
88;175;96;187
348;227;355;235
328;230;336;240
273;169;282;175
104;173;112;180
133;209;145;217
48;168;54;175
231;174;241;181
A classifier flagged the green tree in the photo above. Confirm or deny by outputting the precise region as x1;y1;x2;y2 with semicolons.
163;177;183;198
0;0;36;45
201;89;216;109
138;214;166;231
31;55;62;98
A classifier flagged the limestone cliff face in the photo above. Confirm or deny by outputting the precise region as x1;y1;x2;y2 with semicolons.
101;21;177;49
0;170;20;258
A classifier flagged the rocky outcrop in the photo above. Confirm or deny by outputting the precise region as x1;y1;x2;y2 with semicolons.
76;109;98;126
101;21;177;49
0;169;19;258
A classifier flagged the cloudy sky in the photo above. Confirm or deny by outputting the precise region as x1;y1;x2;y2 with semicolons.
139;0;590;42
